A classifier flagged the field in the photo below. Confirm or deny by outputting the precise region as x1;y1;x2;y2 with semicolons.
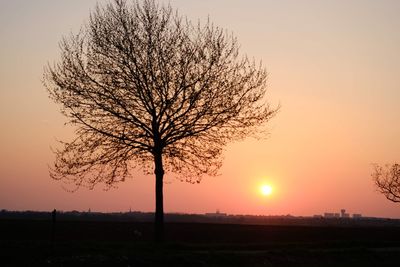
1;219;400;266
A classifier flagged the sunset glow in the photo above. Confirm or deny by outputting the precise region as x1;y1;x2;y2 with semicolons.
260;185;273;196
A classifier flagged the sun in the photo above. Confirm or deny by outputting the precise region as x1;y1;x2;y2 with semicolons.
260;184;273;196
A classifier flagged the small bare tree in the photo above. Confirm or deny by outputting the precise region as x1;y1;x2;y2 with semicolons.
372;163;400;203
44;0;277;241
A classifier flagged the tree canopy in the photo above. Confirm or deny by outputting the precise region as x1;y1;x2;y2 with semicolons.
372;163;400;203
45;0;276;187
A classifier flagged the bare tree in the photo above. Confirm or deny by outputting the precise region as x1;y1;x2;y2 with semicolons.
372;163;400;203
44;0;277;241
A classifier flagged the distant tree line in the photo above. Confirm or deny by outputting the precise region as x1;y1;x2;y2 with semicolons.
1;210;399;227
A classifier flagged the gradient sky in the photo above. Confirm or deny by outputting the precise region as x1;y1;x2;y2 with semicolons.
1;0;399;218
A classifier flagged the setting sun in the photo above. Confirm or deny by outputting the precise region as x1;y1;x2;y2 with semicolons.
260;185;273;196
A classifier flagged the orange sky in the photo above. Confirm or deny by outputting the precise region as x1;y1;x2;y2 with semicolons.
0;0;399;218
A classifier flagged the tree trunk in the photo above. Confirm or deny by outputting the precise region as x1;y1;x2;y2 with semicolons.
154;150;164;242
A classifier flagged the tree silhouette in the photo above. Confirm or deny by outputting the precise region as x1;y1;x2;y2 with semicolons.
372;163;400;203
44;0;277;241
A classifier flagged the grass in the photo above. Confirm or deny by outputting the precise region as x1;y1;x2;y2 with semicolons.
1;220;400;266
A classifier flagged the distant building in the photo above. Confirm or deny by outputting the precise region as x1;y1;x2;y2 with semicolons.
205;209;227;217
340;209;349;218
313;215;323;218
324;209;360;219
353;213;362;219
324;211;346;218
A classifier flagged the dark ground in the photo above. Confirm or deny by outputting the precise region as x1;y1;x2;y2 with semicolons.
1;219;400;266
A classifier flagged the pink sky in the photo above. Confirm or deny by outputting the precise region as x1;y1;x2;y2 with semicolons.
0;0;399;218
